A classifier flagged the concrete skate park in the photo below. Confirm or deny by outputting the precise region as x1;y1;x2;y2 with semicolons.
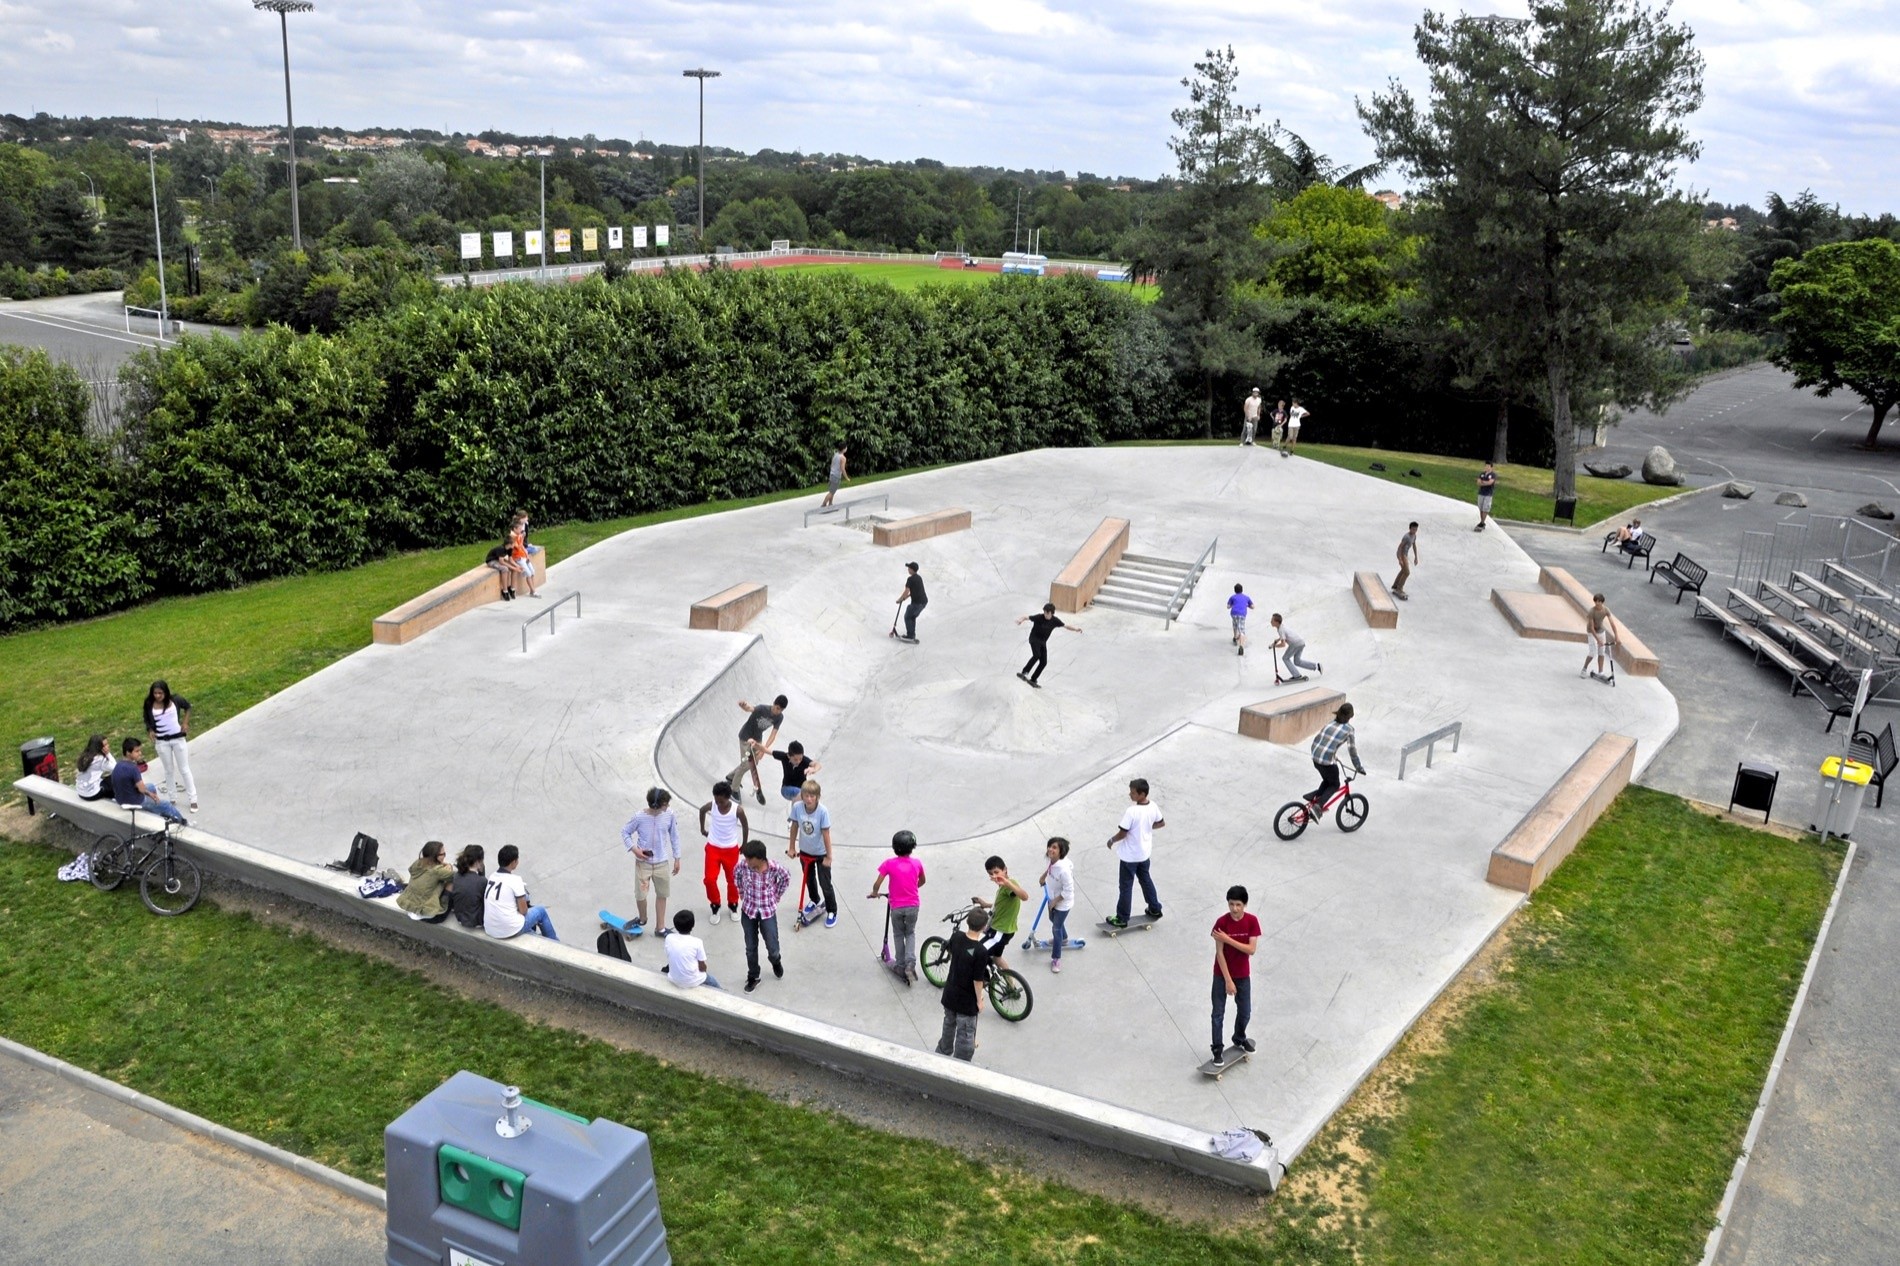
99;447;1680;1184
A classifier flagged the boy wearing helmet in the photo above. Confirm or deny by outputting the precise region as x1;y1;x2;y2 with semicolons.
622;787;683;935
869;830;928;984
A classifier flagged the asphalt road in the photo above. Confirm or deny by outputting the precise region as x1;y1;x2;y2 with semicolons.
0;291;188;384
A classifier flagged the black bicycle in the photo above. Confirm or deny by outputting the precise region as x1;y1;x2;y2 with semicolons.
917;904;1034;1021
89;810;202;916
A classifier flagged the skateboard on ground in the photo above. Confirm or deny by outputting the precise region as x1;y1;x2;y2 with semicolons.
1200;1045;1251;1080
1098;913;1161;938
598;909;645;938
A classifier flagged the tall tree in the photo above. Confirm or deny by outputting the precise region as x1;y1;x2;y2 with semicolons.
1771;238;1900;448
1133;47;1281;436
1362;0;1705;504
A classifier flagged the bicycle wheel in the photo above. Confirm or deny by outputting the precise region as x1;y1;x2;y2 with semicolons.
1272;801;1312;840
140;850;202;915
88;832;131;891
1336;793;1370;833
919;936;951;988
989;967;1034;1023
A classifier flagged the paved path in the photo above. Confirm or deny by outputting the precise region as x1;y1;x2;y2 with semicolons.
0;1044;384;1266
1522;364;1900;1264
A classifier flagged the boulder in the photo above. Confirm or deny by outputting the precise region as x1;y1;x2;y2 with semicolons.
1584;462;1633;479
1406;468;1423;478
1775;491;1808;508
1641;446;1684;486
1369;462;1387;471
1857;502;1896;521
1723;482;1756;499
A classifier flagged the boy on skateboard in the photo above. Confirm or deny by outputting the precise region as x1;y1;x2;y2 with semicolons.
1393;522;1419;600
621;787;682;935
869;829;926;984
971;854;1029;973
1016;602;1080;687
734;840;791;992
787;780;838;927
1210;884;1262;1063
1104;778;1165;928
731;695;787;805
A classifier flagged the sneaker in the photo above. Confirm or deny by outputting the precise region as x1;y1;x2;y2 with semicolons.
771;957;784;978
728;905;740;921
1029;679;1042;689
1316;663;1323;675
1050;960;1062;974
709;905;722;925
629;919;645;931
1212;1045;1225;1063
1581;665;1590;678
1106;916;1128;928
1239;645;1245;656
755;788;766;805
658;927;672;938
802;901;821;918
1017;671;1028;682
1235;1036;1257;1053
188;802;199;813
824;912;838;928
744;977;760;992
1145;908;1164;920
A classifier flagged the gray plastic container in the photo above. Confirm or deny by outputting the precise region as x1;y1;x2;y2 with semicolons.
385;1070;668;1266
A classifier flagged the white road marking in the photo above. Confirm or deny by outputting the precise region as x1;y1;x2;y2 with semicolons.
0;309;169;349
1812;429;1829;442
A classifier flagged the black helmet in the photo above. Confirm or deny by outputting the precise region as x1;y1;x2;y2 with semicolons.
891;829;918;852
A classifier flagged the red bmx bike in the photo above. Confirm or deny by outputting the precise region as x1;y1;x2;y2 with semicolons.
1274;772;1369;839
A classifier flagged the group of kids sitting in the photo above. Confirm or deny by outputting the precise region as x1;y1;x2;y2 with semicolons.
483;511;540;601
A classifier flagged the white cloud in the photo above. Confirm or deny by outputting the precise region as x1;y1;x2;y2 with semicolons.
0;0;1894;211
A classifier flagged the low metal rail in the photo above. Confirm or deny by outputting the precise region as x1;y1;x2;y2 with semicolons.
521;591;581;652
1162;537;1218;629
803;493;889;528
1398;721;1462;780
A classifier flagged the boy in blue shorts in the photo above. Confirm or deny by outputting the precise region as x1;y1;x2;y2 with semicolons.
1227;584;1254;656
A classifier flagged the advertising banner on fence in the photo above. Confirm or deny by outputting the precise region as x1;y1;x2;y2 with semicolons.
459;232;482;261
581;228;598;252
554;229;572;254
655;224;670;247
608;226;623;250
525;230;543;255
633;226;648;249
492;231;514;258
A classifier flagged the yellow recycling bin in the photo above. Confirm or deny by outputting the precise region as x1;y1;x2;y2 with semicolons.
1812;756;1874;838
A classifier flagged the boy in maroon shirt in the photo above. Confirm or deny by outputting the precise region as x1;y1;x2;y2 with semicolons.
1211;884;1262;1062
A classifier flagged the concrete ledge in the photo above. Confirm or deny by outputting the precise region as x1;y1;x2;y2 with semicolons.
1491;589;1587;642
1051;517;1129;613
1353;571;1399;629
1537;567;1662;676
1240;686;1347;744
689;582;768;631
373;546;543;646
14;774;1282;1193
1485;732;1637;892
871;508;972;547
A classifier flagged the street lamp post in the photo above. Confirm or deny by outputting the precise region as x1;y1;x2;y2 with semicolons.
79;171;98;217
681;68;721;244
148;149;170;338
255;0;314;252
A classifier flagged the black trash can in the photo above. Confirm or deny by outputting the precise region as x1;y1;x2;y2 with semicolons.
1553;497;1578;523
19;737;57;817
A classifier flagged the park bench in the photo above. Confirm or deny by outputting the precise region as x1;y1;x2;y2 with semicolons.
1700;595;1816;694
1792;570;1900;649
871;508;972;547
1850;721;1897;808
1239;686;1347;745
1601;529;1656;569
689;582;768;632
1050;516;1130;613
1486;732;1637;893
1822;560;1895;604
1648;552;1707;603
1352;571;1399;629
1799;662;1865;733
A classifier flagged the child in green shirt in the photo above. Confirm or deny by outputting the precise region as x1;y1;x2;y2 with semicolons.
972;853;1029;972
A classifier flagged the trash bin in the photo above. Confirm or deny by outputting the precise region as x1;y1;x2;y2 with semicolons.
1811;755;1873;838
1730;762;1779;823
385;1070;670;1266
19;737;57;817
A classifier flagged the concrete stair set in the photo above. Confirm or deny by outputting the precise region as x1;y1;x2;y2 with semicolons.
1090;553;1202;619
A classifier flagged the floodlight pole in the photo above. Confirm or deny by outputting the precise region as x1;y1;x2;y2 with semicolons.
255;0;315;252
539;155;547;280
682;68;721;243
148;148;170;338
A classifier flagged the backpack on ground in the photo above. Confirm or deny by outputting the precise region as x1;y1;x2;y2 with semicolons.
326;831;381;876
596;926;632;961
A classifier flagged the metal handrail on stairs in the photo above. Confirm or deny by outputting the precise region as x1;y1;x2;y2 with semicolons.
1163;538;1218;629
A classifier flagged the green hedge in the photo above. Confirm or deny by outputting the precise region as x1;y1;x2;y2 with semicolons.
4;268;1187;628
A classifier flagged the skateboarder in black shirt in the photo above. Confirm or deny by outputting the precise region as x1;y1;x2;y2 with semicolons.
1015;603;1081;687
895;562;928;642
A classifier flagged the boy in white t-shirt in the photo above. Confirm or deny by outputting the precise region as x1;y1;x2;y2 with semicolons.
483;845;558;941
662;910;721;989
1103;778;1166;927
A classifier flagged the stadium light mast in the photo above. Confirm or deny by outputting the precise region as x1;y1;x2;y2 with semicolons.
682;68;721;243
255;0;315;252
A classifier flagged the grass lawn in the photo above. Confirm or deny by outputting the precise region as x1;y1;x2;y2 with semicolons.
768;260;1159;302
1295;444;1676;528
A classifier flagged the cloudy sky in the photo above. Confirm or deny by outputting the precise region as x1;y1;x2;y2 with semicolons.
3;0;1896;212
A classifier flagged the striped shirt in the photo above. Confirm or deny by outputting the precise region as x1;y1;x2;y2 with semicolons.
735;858;792;919
1311;721;1360;767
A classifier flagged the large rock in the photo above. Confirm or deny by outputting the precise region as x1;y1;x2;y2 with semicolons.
1584;462;1633;479
1641;446;1684;486
1858;502;1895;521
1723;482;1756;499
1775;491;1808;508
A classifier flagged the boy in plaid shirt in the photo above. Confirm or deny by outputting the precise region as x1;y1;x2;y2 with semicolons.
1307;703;1366;808
734;840;791;992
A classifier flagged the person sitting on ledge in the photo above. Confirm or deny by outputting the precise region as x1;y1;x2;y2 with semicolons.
397;840;455;924
110;737;186;824
449;844;487;929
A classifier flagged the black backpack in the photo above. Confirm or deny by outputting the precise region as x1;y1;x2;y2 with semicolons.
596;926;632;961
328;832;379;876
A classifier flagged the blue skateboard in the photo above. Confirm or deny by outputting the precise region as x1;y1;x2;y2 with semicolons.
598;909;646;938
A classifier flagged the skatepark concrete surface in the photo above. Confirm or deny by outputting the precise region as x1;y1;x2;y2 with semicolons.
188;446;1677;1164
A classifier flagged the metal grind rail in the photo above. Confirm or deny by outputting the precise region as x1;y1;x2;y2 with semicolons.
522;592;581;652
803;493;889;527
1162;538;1218;629
1398;721;1462;780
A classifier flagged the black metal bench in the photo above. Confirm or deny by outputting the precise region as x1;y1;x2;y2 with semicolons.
1850;721;1896;808
1799;663;1863;733
1648;552;1707;603
1602;528;1656;569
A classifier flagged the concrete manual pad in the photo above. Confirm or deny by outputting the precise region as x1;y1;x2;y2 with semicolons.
190;447;1677;1165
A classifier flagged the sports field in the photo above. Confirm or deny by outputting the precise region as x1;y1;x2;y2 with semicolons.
763;258;1159;300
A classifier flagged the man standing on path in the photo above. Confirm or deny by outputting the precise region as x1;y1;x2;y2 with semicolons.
734;840;790;992
821;442;849;508
1286;398;1308;450
1475;463;1498;531
1227;584;1254;656
787;780;838;927
896;562;928;643
1016;602;1080;687
1268;613;1322;682
1583;593;1617;679
1104;778;1165;928
729;695;786;805
936;908;992;1062
1393;521;1419;600
1241;388;1263;446
622;787;682;935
